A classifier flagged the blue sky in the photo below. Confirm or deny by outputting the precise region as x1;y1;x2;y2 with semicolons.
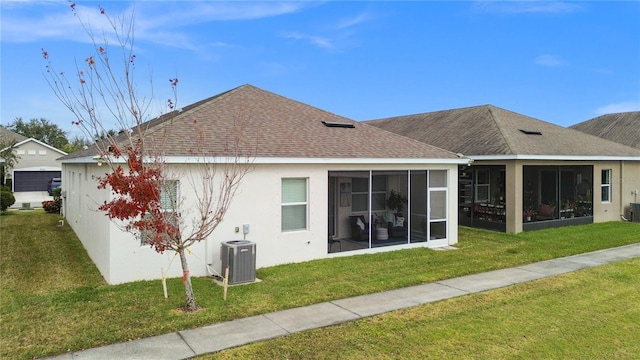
1;1;639;138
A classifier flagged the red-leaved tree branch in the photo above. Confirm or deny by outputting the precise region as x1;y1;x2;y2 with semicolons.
42;2;253;312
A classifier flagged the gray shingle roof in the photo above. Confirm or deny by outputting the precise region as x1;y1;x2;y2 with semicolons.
570;112;640;150
61;84;459;161
366;105;640;157
0;126;29;145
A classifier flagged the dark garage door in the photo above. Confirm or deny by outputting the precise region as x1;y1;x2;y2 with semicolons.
14;171;61;192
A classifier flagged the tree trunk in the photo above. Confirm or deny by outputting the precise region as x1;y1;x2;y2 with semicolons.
178;248;198;312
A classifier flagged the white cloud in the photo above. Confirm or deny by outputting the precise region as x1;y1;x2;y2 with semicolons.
283;32;334;49
473;1;584;14
1;1;310;45
283;10;372;51
534;54;567;67
335;12;371;30
595;101;640;115
583;67;614;75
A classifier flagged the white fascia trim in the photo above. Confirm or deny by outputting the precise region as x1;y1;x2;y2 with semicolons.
14;166;61;172
14;138;68;155
62;156;472;165
241;157;472;165
469;155;640;161
61;156;102;164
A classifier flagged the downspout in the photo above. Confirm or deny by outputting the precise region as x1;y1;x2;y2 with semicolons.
619;160;625;220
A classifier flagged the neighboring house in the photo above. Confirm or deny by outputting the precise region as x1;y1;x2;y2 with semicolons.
59;85;469;284
570;111;640;150
366;105;640;233
0;125;67;192
570;111;640;220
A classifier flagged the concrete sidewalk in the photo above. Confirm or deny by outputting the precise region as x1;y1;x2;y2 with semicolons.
43;243;640;360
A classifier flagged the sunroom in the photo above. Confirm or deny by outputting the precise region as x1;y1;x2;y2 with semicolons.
522;165;594;231
327;169;450;253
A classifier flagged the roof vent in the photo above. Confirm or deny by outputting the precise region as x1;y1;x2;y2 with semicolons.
322;121;355;128
519;129;542;135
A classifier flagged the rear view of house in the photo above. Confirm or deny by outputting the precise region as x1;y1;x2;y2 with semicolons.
59;85;469;284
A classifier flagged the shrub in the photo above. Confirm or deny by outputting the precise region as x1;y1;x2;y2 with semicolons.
42;200;61;214
0;190;15;212
52;187;62;201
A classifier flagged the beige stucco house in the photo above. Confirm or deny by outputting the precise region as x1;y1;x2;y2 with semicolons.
0;125;67;192
570;111;640;149
570;111;640;221
59;85;470;284
367;105;640;233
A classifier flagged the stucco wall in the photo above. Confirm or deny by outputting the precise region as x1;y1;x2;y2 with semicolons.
596;161;640;222
13;140;64;170
620;161;640;219
63;161;459;284
63;163;112;281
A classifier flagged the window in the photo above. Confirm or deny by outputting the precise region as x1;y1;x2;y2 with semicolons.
159;180;178;209
141;180;179;246
601;169;611;203
282;178;308;231
475;169;490;203
351;177;368;212
351;175;386;212
371;175;387;211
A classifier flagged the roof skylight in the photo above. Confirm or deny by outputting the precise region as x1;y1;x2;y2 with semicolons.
322;121;355;128
519;129;542;135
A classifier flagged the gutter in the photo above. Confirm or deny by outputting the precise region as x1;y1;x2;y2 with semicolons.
61;156;474;166
470;155;640;161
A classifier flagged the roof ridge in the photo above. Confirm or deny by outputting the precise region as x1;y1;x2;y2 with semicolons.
129;84;253;142
375;104;494;120
485;105;516;155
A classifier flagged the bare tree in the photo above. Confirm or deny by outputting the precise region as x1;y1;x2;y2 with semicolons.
42;2;252;311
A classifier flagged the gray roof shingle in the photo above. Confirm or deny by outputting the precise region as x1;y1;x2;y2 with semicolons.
0;126;29;145
366;105;640;157
61;85;459;161
570;112;640;149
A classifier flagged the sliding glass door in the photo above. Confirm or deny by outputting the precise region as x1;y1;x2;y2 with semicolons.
329;169;448;253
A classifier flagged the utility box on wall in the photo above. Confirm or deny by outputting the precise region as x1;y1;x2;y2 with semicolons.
220;240;256;285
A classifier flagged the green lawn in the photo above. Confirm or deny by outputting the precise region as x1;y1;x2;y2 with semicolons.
203;258;640;359
1;210;639;359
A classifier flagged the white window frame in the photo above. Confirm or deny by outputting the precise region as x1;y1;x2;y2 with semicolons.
281;178;308;232
371;175;387;212
474;169;490;203
428;170;448;241
351;177;369;212
141;180;179;246
601;169;611;203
